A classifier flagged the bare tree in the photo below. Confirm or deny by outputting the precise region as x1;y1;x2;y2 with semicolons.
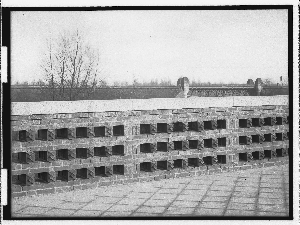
41;30;102;101
261;78;276;86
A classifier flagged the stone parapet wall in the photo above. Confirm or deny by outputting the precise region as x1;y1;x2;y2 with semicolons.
11;97;289;197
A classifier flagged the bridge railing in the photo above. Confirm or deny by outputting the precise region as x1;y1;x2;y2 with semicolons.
10;83;289;102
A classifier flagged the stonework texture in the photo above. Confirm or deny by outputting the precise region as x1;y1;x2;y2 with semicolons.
11;96;289;197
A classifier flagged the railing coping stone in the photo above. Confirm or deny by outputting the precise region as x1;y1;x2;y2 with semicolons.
12;96;288;116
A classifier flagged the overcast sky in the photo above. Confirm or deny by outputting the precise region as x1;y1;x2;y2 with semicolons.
11;10;288;85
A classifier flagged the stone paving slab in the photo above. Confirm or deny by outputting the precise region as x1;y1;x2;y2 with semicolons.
12;164;290;218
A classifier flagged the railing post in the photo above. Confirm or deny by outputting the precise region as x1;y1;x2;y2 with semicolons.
254;78;263;96
177;77;189;98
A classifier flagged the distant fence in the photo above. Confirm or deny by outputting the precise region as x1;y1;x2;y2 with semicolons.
11;86;180;102
11;85;288;102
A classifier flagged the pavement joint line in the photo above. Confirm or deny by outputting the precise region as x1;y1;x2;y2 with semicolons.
98;189;136;216
220;175;239;216
13;205;31;214
126;187;162;216
68;195;102;216
191;180;215;216
281;169;289;216
69;188;132;217
156;178;193;216
253;170;263;216
14;205;57;217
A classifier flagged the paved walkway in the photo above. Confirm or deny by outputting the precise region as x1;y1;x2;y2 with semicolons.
12;164;289;217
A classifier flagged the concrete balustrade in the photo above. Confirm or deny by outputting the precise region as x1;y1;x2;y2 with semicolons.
11;96;289;197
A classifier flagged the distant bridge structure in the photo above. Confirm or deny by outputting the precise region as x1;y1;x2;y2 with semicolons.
177;77;288;98
11;77;288;102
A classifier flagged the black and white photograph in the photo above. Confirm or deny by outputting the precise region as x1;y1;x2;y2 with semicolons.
1;2;297;223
